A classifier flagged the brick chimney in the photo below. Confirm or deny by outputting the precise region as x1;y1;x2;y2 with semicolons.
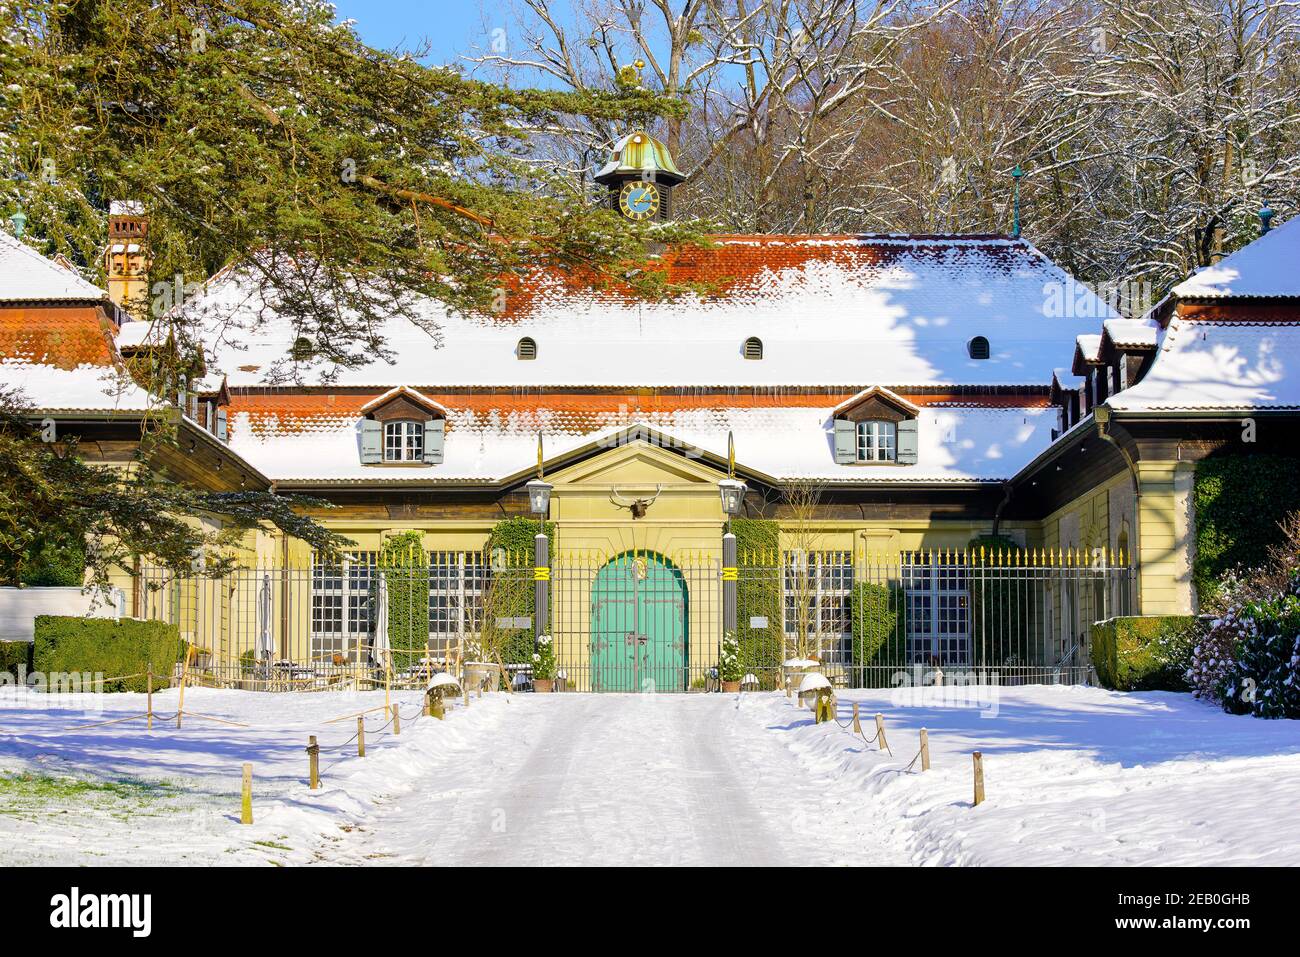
104;200;150;319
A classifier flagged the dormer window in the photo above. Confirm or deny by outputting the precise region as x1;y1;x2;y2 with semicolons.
358;386;448;466
968;336;990;360
517;337;537;360
384;420;424;462
856;420;896;462
831;386;920;466
743;336;763;360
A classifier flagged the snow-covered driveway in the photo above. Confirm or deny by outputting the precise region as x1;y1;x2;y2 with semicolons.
326;693;904;866
3;684;1299;866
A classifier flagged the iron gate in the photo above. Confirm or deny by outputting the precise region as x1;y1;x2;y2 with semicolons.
136;545;1128;692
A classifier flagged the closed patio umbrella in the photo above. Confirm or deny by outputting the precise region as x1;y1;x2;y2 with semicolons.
256;573;275;662
372;572;391;671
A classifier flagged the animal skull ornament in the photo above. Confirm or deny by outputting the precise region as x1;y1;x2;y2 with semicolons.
609;484;663;519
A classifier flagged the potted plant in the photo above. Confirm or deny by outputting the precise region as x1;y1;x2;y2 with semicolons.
533;634;556;692
720;631;743;692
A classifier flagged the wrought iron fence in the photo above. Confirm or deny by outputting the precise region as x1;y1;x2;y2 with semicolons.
135;544;1129;692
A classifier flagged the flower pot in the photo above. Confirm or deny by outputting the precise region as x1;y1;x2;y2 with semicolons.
721;680;741;693
533;678;555;693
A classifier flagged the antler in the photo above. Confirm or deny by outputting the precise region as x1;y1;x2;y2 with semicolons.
609;485;664;509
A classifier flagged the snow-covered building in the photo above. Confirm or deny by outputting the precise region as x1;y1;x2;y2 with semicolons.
4;134;1298;690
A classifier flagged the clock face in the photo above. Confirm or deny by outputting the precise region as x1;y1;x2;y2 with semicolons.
619;181;660;221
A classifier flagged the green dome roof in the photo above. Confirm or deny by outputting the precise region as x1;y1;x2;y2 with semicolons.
594;131;685;185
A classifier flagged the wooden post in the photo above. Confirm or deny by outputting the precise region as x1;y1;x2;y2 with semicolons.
146;664;153;731
422;691;430;717
875;713;890;753
307;736;320;790
972;751;985;806
176;645;194;729
920;728;931;771
463;684;469;708
392;703;400;736
784;669;792;698
357;716;366;758
851;701;861;734
240;763;253;824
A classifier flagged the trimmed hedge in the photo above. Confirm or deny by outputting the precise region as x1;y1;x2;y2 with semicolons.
32;616;182;692
1090;615;1195;692
1194;455;1300;602
0;640;34;675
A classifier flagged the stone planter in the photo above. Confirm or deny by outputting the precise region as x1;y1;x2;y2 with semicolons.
533;678;555;693
721;680;741;693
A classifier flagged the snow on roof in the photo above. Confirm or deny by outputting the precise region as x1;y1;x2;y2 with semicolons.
109;200;145;216
359;385;448;416
228;400;1059;484
1173;215;1300;299
1109;319;1300;412
0;230;106;303
830;385;921;417
1;360;151;412
163;235;1113;390
1102;318;1159;349
1075;333;1103;363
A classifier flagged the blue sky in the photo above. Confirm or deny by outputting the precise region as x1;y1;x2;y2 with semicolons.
332;1;558;67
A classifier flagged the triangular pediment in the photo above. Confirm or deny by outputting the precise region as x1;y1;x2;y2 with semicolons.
549;437;730;488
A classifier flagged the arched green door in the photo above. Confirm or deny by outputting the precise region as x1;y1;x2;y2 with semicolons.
590;553;687;692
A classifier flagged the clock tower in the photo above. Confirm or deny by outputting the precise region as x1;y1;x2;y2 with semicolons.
594;131;685;223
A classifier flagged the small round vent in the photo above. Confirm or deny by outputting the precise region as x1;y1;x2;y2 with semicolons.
517;337;537;360
968;336;990;360
743;336;764;360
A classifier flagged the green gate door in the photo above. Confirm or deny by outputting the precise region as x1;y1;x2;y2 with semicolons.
590;553;687;692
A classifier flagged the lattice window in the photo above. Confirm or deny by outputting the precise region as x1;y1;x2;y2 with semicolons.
856;420;896;462
383;420;424;462
311;551;378;661
901;551;970;665
427;551;487;664
782;550;853;663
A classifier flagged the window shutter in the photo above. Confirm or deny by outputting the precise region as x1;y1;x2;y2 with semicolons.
833;418;856;464
423;418;445;464
896;418;919;464
215;406;228;443
360;419;383;464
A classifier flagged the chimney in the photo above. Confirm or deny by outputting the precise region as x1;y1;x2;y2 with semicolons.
104;200;150;320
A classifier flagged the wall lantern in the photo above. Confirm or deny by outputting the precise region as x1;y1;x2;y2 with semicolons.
718;478;747;517
526;479;553;515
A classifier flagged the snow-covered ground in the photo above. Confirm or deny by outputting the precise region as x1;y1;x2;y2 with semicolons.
0;683;1296;866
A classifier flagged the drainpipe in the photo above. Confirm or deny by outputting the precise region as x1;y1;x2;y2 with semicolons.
990;481;1013;538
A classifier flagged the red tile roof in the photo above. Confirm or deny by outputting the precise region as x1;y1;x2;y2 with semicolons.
495;234;1031;320
0;305;118;368
228;387;1050;435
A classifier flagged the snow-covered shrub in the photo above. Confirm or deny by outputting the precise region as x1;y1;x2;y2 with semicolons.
532;634;556;681
1190;569;1300;718
719;631;742;683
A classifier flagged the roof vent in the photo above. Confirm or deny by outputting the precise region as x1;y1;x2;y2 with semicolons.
291;336;314;361
967;336;990;360
743;336;763;360
517;336;537;360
